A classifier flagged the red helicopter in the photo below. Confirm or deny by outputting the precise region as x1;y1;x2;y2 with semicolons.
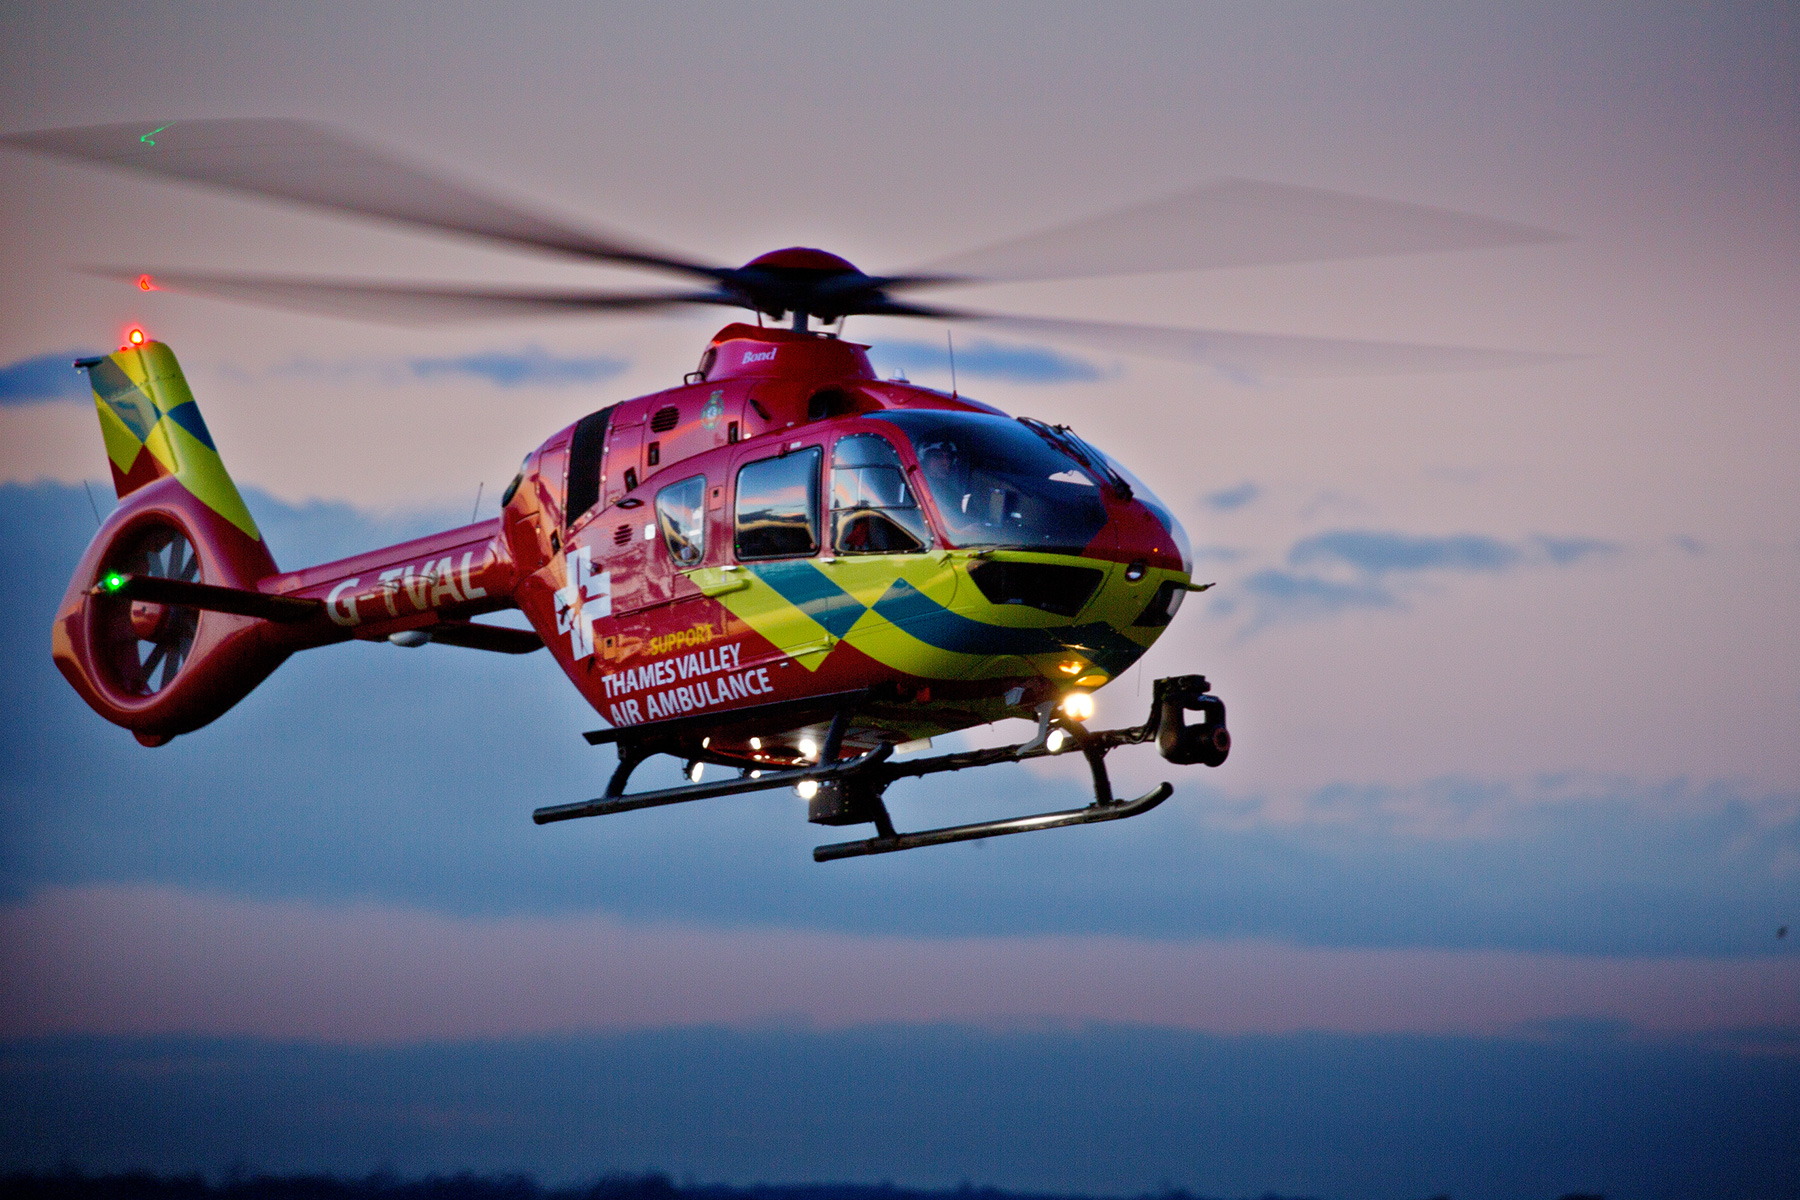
6;120;1556;860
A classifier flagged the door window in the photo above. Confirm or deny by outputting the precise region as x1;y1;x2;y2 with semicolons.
564;407;611;525
831;434;931;554
655;474;707;567
735;447;821;560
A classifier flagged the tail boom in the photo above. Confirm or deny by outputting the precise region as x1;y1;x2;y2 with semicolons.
257;519;517;647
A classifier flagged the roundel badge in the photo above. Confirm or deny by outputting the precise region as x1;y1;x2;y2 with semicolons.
700;390;724;430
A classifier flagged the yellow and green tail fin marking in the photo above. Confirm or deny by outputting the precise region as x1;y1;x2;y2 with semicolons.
82;341;261;541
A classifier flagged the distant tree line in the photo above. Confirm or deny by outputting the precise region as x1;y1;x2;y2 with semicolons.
0;1171;1347;1200
0;1171;1608;1200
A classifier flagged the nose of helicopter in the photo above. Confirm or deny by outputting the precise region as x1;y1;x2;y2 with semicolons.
1110;491;1193;579
1075;499;1196;679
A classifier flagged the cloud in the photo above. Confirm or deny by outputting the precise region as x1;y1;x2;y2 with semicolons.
263;346;629;389
1290;530;1524;574
1226;529;1624;625
1202;482;1260;512
1237;568;1396;618
1532;534;1619;565
407;347;630;388
0;351;106;407
869;339;1106;385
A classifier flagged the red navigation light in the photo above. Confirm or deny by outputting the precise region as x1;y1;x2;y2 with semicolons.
127;327;145;346
137;274;155;291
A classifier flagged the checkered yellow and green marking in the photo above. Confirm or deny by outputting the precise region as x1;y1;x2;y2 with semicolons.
686;549;1187;689
83;341;261;541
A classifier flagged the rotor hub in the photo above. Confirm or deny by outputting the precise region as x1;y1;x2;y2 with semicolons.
742;247;861;273
129;600;169;640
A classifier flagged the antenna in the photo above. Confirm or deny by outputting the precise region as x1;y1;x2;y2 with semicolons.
471;481;484;523
946;330;958;399
82;480;103;529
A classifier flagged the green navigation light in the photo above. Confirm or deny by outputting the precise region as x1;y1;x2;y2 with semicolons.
140;125;169;147
102;573;127;592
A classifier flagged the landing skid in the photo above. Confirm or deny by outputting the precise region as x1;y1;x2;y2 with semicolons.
533;675;1227;861
811;782;1173;861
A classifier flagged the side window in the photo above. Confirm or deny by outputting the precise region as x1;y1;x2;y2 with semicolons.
735;447;822;560
831;434;931;554
655;474;707;567
564;407;611;525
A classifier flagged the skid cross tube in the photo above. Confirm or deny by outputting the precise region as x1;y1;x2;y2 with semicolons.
535;675;1220;858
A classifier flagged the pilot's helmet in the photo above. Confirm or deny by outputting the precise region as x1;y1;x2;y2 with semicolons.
917;440;959;476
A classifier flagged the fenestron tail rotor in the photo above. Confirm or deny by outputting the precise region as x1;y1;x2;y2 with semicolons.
95;524;201;697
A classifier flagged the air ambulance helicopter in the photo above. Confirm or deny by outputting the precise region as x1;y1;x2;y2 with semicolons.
4;120;1557;861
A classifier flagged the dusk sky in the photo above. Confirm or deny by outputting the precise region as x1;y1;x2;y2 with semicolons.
2;4;1797;1199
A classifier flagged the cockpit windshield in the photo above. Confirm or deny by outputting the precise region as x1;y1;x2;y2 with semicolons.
1023;417;1193;573
868;410;1109;553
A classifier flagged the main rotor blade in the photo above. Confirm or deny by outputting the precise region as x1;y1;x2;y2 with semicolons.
899;305;1569;377
909;178;1563;285
103;269;738;324
6;119;725;282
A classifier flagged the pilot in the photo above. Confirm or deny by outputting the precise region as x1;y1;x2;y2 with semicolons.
919;439;987;534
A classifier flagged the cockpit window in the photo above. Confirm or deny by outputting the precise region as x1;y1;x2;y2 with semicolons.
735;447;822;560
831;434;931;555
655;473;707;567
868;411;1109;554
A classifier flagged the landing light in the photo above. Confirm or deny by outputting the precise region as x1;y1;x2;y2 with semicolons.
749;736;762;750
795;780;819;800
1061;691;1095;722
1058;660;1082;675
1045;729;1068;753
798;736;819;760
688;762;705;783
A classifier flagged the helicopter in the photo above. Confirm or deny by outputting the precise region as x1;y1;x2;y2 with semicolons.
5;119;1558;861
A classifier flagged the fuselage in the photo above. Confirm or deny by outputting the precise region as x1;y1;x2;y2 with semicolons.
495;322;1194;768
148;321;1194;765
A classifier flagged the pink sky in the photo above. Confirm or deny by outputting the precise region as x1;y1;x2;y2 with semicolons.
5;885;1794;1044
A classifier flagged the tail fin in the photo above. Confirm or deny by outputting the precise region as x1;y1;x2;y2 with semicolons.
79;339;262;543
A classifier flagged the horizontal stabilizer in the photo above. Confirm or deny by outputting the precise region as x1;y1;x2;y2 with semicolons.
91;572;322;623
425;621;542;654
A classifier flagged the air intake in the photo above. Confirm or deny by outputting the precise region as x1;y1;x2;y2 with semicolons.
650;405;681;433
967;560;1103;617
